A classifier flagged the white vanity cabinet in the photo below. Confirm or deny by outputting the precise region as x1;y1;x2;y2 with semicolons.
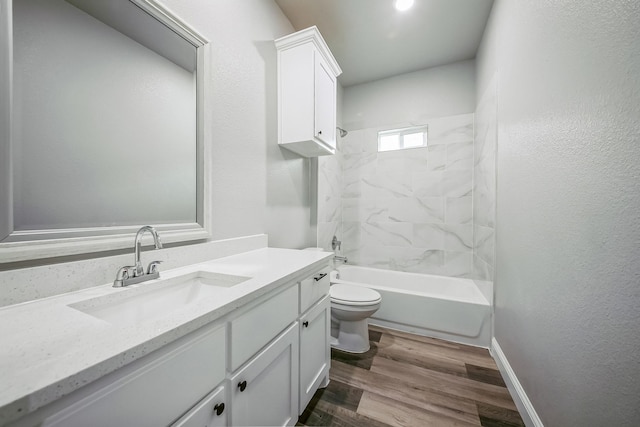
229;324;299;427
227;283;299;426
9;323;227;427
173;386;227;427
300;267;331;314
276;26;342;157
229;284;298;372
7;261;332;427
298;268;331;414
299;296;330;414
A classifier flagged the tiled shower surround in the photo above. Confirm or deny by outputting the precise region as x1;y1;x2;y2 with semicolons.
317;111;497;280
342;113;474;276
316;151;343;252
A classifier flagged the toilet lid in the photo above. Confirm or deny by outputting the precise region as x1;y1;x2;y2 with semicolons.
330;284;381;305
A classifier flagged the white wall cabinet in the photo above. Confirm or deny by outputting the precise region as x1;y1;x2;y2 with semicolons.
9;263;331;427
276;26;342;157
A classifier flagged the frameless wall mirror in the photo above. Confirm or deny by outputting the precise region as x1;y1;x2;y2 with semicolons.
0;0;211;263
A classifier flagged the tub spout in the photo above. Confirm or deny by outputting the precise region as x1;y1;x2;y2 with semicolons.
334;255;348;264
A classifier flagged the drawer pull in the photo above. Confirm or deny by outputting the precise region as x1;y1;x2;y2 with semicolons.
214;403;225;416
313;273;327;282
238;380;247;392
303;321;309;328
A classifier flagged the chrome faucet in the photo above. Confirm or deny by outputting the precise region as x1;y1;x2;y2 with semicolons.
331;235;341;251
134;225;163;276
113;226;163;287
331;235;347;263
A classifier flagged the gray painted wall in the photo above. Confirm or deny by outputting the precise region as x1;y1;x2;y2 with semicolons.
343;59;475;131
477;0;640;425
472;74;496;281
159;0;311;249
4;0;313;270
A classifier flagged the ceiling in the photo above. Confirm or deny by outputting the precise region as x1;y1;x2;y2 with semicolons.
275;0;494;87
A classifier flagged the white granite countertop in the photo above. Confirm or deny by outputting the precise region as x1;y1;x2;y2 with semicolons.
0;247;333;425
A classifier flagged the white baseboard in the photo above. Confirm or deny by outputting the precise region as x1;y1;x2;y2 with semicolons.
491;338;544;427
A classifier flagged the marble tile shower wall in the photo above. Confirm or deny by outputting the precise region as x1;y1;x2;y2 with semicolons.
339;113;475;277
473;76;498;281
317;151;343;252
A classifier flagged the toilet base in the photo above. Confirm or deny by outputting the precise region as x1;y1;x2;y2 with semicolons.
330;318;371;353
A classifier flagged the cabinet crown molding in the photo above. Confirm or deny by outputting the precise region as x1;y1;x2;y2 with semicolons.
275;26;342;77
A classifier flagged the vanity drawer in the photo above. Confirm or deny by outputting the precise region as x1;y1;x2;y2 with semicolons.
16;324;226;427
300;267;331;314
230;283;298;372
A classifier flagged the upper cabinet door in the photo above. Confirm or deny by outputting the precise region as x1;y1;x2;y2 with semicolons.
275;26;342;158
314;53;336;150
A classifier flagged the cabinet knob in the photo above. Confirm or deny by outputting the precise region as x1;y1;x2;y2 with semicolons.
303;321;309;328
213;402;225;416
238;380;247;392
318;130;322;135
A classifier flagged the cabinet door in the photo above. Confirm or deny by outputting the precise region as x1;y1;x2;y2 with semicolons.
230;324;299;427
313;52;336;149
173;385;227;427
299;296;330;414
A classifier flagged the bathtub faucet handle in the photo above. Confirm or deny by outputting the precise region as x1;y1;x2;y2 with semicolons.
331;235;341;251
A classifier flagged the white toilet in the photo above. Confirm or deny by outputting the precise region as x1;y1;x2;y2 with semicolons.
329;279;382;353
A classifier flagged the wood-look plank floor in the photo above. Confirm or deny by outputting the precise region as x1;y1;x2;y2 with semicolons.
297;326;525;427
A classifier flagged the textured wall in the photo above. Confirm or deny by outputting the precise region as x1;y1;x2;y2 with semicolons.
343;60;475;131
472;74;497;281
155;0;311;249
2;2;310;294
477;0;640;425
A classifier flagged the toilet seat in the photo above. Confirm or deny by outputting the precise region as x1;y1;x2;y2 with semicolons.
330;283;381;306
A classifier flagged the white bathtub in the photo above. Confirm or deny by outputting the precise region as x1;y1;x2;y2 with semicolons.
332;265;492;347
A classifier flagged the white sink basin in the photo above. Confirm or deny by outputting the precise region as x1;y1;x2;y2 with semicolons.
70;271;250;325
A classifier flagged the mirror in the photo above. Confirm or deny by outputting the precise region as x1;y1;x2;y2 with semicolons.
0;0;211;263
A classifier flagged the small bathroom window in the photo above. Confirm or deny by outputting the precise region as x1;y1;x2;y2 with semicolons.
377;125;428;152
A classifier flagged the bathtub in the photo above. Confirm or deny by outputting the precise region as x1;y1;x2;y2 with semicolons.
332;265;492;348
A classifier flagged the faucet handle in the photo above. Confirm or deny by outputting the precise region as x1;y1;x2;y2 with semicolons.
331;235;342;251
113;266;135;287
147;260;163;275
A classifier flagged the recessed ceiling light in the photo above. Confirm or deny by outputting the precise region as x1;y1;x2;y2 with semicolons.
395;0;414;12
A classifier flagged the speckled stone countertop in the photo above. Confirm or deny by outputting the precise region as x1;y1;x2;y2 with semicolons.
0;247;333;425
